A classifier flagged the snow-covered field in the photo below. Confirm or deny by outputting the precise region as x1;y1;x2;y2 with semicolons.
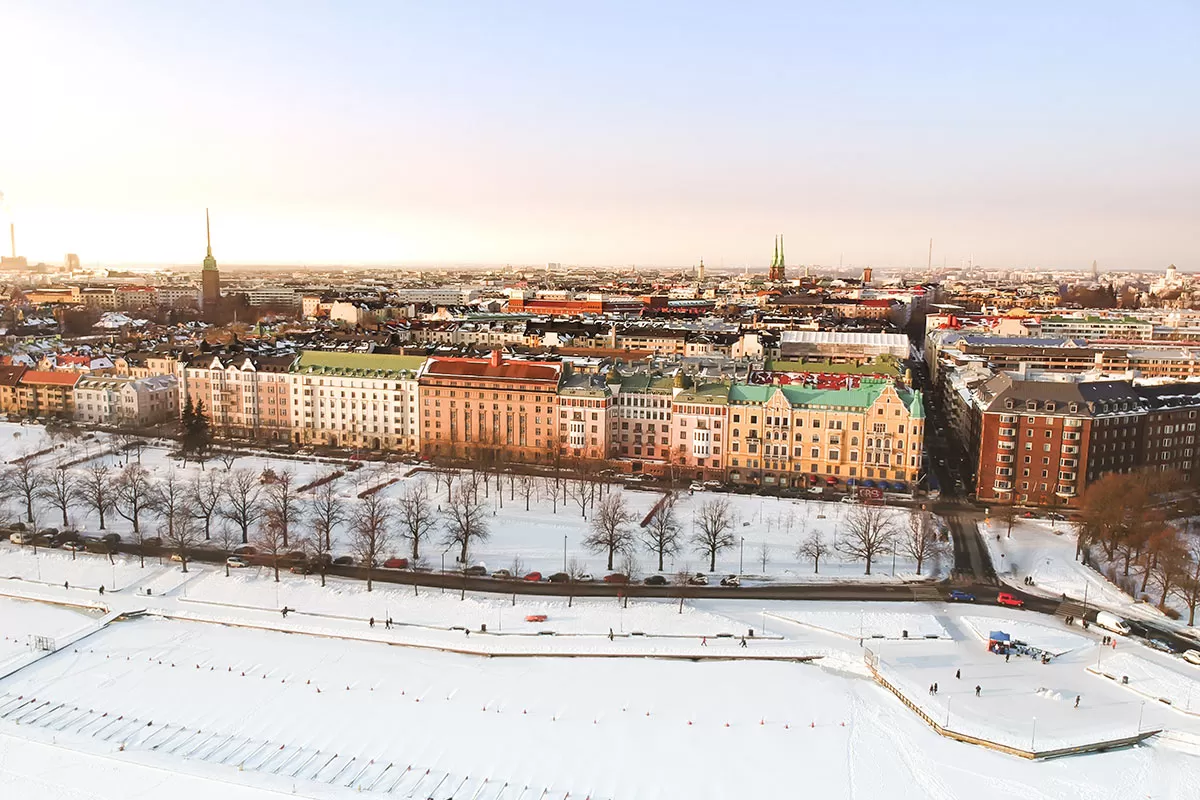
1092;651;1200;713
959;615;1092;657
0;550;1199;798
0;421;944;585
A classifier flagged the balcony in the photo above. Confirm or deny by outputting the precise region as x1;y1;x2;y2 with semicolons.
993;481;1013;492
1055;485;1077;498
998;427;1016;438
1063;445;1079;455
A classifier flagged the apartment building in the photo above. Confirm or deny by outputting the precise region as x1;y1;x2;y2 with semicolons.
288;351;424;451
15;371;80;419
418;351;563;465
74;375;179;428
0;365;28;416
670;377;730;482
178;353;294;441
724;380;924;490
608;372;675;471
557;373;613;462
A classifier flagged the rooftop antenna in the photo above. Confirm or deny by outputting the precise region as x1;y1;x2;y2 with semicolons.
927;238;933;273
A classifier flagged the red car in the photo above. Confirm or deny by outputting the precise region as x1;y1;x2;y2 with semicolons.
996;592;1025;608
603;573;629;584
383;557;409;569
523;571;543;582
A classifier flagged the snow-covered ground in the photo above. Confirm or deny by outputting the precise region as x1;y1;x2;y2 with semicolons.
1;420;945;585
1;551;1200;798
1091;651;1200;713
959;615;1092;657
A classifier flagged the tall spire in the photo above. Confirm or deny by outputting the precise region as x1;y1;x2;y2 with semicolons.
772;236;779;269
778;234;784;268
202;208;218;272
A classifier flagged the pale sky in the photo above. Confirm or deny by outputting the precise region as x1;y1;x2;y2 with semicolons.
1;1;1197;270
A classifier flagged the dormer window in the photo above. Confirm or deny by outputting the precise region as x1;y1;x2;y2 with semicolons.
1068;403;1078;413
1005;399;1015;409
1026;400;1036;411
1045;402;1055;412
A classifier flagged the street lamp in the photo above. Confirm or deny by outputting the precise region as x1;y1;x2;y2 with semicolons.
1030;717;1037;752
739;537;744;577
563;535;568;573
1137;701;1145;734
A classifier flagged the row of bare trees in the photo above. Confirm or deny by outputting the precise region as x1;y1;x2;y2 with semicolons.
1075;471;1200;623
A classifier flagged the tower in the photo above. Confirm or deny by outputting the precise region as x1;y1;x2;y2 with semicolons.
202;208;220;310
769;235;785;281
696;258;705;283
862;267;873;285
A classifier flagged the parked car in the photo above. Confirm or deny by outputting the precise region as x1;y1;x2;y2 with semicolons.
643;575;668;586
8;531;33;545
947;590;976;602
102;533;121;547
840;495;857;504
1183;649;1200;666
1148;638;1173;653
332;555;354;567
225;555;250;569
719;575;741;588
689;482;705;492
523;571;543;582
703;480;723;489
234;545;257;556
170;552;184;562
577;573;595;582
602;573;629;584
996;592;1024;608
463;564;488;577
491;568;514;579
546;572;570;583
61;539;86;552
289;563;313;575
687;573;709;586
383;557;409;569
285;550;307;563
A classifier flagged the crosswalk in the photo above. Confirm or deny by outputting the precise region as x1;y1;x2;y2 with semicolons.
0;691;607;799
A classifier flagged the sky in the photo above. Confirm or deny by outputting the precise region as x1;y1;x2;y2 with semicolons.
1;1;1197;270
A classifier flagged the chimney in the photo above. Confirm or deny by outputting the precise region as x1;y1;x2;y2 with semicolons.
862;267;873;285
490;348;502;368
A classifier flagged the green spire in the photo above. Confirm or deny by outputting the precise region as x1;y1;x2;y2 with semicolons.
778;234;784;268
772;236;779;268
202;208;217;272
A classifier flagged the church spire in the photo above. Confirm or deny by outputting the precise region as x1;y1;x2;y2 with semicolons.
203;208;217;272
772;236;779;269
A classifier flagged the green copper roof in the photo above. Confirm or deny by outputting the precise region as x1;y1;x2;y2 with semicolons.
294;351;426;378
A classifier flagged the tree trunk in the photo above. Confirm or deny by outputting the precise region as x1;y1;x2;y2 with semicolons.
98;511;106;530
60;507;68;526
273;560;279;582
865;557;872;576
709;551;716;572
658;550;664;572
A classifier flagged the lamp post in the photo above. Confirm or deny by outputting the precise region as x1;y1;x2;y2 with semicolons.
739;537;744;577
440;551;446;594
563;535;567;573
1137;701;1145;734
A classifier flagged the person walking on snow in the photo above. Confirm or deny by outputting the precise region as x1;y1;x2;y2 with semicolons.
1075;695;1081;709
369;617;375;628
701;636;707;647
739;636;747;648
933;683;938;694
975;685;981;697
956;669;961;679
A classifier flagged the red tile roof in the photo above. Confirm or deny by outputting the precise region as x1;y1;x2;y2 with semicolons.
19;370;82;387
423;357;561;384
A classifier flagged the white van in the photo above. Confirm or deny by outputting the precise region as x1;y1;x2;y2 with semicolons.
1094;611;1131;636
1183;650;1200;666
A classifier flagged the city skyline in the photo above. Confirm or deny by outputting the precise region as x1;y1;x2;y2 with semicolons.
2;2;1197;269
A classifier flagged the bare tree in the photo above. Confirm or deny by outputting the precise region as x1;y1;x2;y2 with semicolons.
78;463;116;530
692;496;736;572
837;503;897;575
263;468;301;547
221;468;263;544
163;508;202;573
254;517;288;583
300;530;332;586
900;509;945;575
518;474;537;511
583;494;635;571
1151;530;1190;609
1171;536;1200;626
396;481;438;563
431;461;456;502
757;541;771;573
308;478;345;555
641;492;680;572
569;477;591;519
2;454;45;523
37;467;78;528
113;464;154;538
441;480;490;565
217;451;237;471
797;530;832;574
189;470;224;540
349;492;393;592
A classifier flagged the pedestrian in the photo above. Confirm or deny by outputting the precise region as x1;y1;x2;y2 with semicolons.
955;668;961;680
465;629;470;637
1112;638;1116;650
1005;652;1010;663
933;682;938;694
739;636;747;648
1075;695;1080;709
369;617;375;628
98;585;104;596
64;581;69;590
281;607;287;618
975;685;981;697
701;636;707;647
929;684;934;695
608;630;614;642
